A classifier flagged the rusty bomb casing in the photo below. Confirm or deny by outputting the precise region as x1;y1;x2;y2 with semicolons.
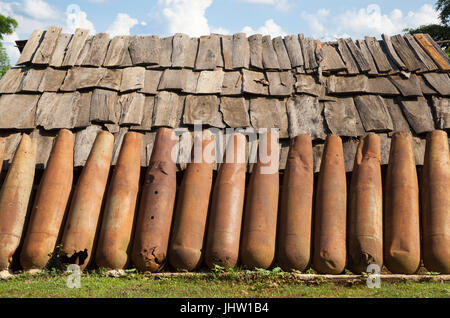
205;133;247;269
348;133;383;274
240;131;280;270
0;134;37;270
131;128;178;273
421;130;450;274
20;129;74;270
95;132;142;270
276;134;314;272
168;132;215;271
312;135;347;275
60;131;114;269
384;132;421;274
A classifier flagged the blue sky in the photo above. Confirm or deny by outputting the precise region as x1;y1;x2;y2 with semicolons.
0;0;442;63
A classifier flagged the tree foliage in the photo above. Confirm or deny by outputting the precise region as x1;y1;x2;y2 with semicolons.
0;14;17;78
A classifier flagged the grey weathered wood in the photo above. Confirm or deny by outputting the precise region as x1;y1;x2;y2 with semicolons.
19;68;45;92
38;68;67;92
422;73;450;96
17;30;45;65
286;95;326;140
248;34;263;69
367;77;400;95
75;92;92;128
184;38;199;69
284;35;304;68
418;76;438;95
381;34;407;71
324;98;365;137
111;127;129;165
337;39;359;75
36;92;80;130
343;139;359;172
62;28;90;67
30;129;55;168
295;74;322;96
384;97;411;133
1;133;21;164
118;92;145;125
404;34;438;72
300;37;318;70
49;33;72;67
75;36;93;66
318;43;346;73
267;71;294;96
344;38;371;73
431;97;450;129
273;37;291;70
261;35;280;70
159;36;173;68
220;97;250;128
379;40;401;74
82;33;110;67
103;36;130;67
152;91;184;128
74;125;103;167
196;70;224;94
398;97;435;134
242;69;269;95
0;68;25;93
232;33;250;69
221;71;242;95
182;70;200;93
32;26;62;65
413;137;426;166
97;68;122;91
141;132;156;167
250;97;287;136
221;35;233;70
120;66;146;92
327;75;369;94
89;89;120;124
389;75;423;97
105;124;120;134
172;33;189;68
121;43;133;67
129;35;160;66
184;95;225;128
390;34;423;72
158;69;187;91
131;96;154;131
356;40;378;75
354;95;394;132
0;94;39;129
195;35;221;70
364;36;392;73
140;70;163;94
60;67;106;91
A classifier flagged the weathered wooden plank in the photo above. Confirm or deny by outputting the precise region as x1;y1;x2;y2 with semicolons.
431;97;450;129
140;70;163;94
390;34;423;72
171;33;189;68
232;33;250;69
120;66;146;92
221;35;233;70
337;38;359;75
0;133;21;165
422;73;450;96
195;35;221;70
38;68;67;92
342;139;359;172
30;129;55;168
60;67;106;91
381;34;407;71
403;34;438;72
389;75;423;97
286;95;327;140
32;26;62;65
273;36;291;70
354;95;394;132
344;38;371;73
152;91;184;128
89;89;120;124
129;35;160;66
242;69;269;95
159;36;173;68
49;33;72;68
248;34;263;69
324;98;365;137
82;33;110;67
300;37;318;70
184;38;199;69
111;127;129;165
103;35;131;67
379;40;401;74
36;92;80;130
250;97;287;136
418;75;438;95
182;70;200;94
75;35;93;66
97;68;122;91
261;35;280;70
317;43;346;73
294;74;322;96
118;92;145;125
367;77;400;95
121;42;133;67
327;75;369;94
221;71;242;95
62;28;90;67
383;97;411;133
131;96;154;131
158;69;187;91
74;92;92;128
196;70;224;94
105;124;120;134
284;35;304;68
17;30;45;65
0;94;39;129
414;33;450;71
74;125;103;167
398;96;435;134
220;97;250;128
364;36;392;73
183;95;225;128
267;71;294;96
19;68;45;92
141;132;156;167
0;68;25;93
356;40;378;75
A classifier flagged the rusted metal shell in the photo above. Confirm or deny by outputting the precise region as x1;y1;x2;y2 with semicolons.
384;132;421;274
60;131;113;269
348;133;383;274
131;128;177;273
95;132;142;270
168;133;215;271
0;134;37;270
276;134;313;272
421;130;450;274
20;130;74;270
205;133;247;269
240;131;279;270
313;135;347;275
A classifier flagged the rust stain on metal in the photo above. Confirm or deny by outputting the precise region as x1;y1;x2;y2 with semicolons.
20;129;74;270
131;128;178;273
95;132;142;270
205;133;247;269
277;134;314;272
421;130;450;274
313;135;347;275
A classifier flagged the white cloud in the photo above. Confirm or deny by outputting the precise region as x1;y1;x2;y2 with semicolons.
23;0;59;20
65;4;96;34
242;19;287;37
239;0;292;11
106;13;139;37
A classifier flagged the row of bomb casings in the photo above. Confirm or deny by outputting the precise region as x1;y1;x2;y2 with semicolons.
0;128;448;275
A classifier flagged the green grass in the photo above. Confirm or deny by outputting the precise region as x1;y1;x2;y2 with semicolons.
0;271;448;298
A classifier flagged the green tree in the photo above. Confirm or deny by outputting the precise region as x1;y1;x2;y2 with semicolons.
0;14;18;77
